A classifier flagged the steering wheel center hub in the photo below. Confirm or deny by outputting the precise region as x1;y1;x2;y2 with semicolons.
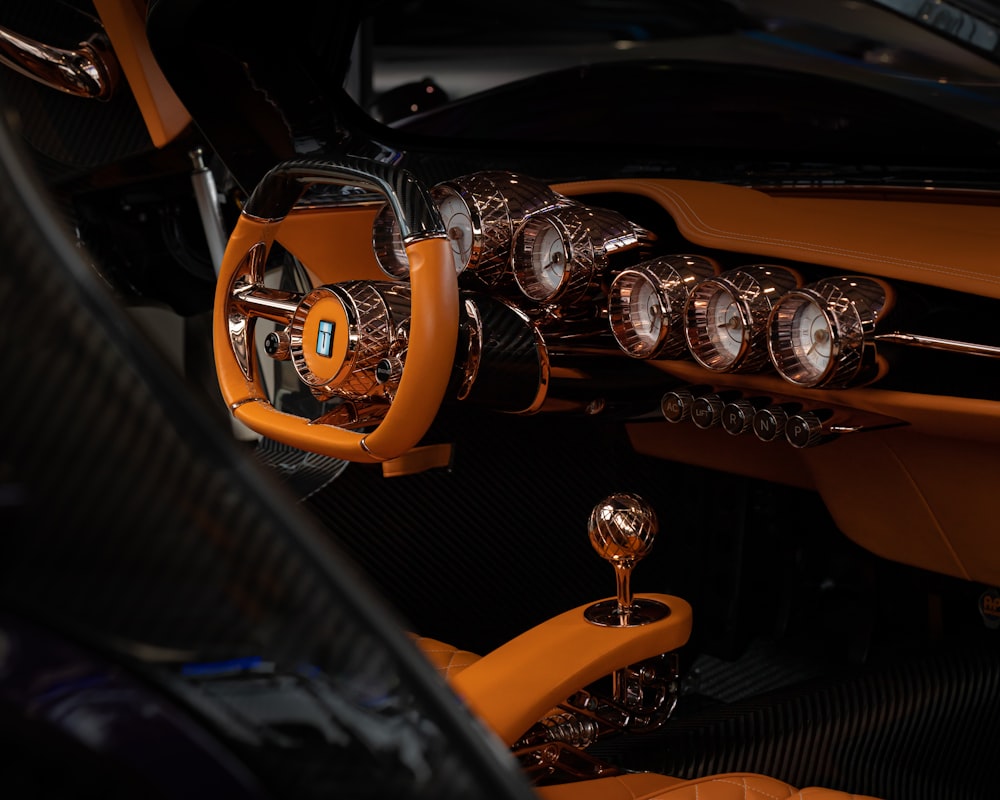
289;283;396;399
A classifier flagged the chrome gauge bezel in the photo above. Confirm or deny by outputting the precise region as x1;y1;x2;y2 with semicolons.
430;183;480;275
684;264;802;372
373;170;564;281
433;171;565;287
512;204;647;304
372;202;410;278
608;254;720;358
768;275;892;388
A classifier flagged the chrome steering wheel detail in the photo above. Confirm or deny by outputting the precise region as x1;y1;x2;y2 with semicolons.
288;282;411;400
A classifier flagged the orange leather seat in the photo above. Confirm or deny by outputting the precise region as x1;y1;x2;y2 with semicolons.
536;773;880;800
411;635;481;681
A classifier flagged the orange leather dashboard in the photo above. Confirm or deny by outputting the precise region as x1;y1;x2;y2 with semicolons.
553;180;1000;587
556;179;1000;299
275;180;1000;587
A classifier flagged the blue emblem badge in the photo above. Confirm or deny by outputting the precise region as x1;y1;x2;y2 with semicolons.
316;320;334;357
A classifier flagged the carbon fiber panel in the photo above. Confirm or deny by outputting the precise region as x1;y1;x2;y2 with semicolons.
304;409;687;657
623;646;1000;800
0;91;533;800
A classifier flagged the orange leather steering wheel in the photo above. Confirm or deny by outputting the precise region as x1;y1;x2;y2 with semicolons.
213;158;458;463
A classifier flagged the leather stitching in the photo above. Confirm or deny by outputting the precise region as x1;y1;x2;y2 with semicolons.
653;183;1000;287
709;776;788;799
411;636;480;679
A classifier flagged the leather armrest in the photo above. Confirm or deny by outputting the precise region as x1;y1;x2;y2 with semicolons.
450;593;692;745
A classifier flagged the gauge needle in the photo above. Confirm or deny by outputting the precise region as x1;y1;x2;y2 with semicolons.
807;329;828;355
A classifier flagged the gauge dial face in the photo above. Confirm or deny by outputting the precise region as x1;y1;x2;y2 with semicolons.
706;286;744;366
520;217;568;300
767;277;887;389
433;186;475;274
372;203;409;278
628;275;665;349
609;270;668;356
687;264;802;372
791;298;833;378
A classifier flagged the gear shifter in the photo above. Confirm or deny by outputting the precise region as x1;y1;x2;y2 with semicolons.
584;493;671;627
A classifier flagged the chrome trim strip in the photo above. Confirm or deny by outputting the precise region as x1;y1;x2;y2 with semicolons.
230;396;268;410
0;28;117;100
507;300;550;414
874;332;1000;359
456;298;483;401
226;242;269;380
526;323;551;414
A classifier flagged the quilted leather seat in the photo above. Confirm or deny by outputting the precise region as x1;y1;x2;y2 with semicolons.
412;638;881;800
411;635;481;680
535;773;879;800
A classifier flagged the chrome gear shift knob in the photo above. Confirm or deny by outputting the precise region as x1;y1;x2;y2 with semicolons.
588;492;658;568
584;493;670;627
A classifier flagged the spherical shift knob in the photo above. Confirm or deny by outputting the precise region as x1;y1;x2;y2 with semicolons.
588;492;659;569
585;493;669;628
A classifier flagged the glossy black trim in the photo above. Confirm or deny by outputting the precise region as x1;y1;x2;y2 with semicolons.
244;157;445;242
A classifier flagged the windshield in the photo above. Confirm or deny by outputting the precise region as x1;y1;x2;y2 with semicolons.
364;0;1000;144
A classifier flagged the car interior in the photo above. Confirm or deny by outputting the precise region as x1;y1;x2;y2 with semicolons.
2;2;1000;799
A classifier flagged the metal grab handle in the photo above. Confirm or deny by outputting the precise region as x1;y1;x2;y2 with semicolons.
0;26;118;100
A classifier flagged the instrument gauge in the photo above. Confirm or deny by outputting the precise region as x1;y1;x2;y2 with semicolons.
432;185;476;274
684;264;801;372
706;285;744;363
609;255;720;358
431;171;564;287
374;170;563;282
513;205;649;304
768;276;891;388
529;216;568;298
622;273;663;351
372;202;410;278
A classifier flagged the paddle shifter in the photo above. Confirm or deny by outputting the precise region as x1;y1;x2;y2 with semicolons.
584;492;671;627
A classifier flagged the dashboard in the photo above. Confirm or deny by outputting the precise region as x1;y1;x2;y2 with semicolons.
268;172;1000;587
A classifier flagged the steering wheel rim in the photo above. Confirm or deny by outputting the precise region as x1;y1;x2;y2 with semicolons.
213;158;458;463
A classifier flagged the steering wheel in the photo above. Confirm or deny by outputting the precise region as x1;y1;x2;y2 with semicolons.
213;158;458;463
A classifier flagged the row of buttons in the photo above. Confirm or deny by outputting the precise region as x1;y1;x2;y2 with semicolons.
660;387;836;449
